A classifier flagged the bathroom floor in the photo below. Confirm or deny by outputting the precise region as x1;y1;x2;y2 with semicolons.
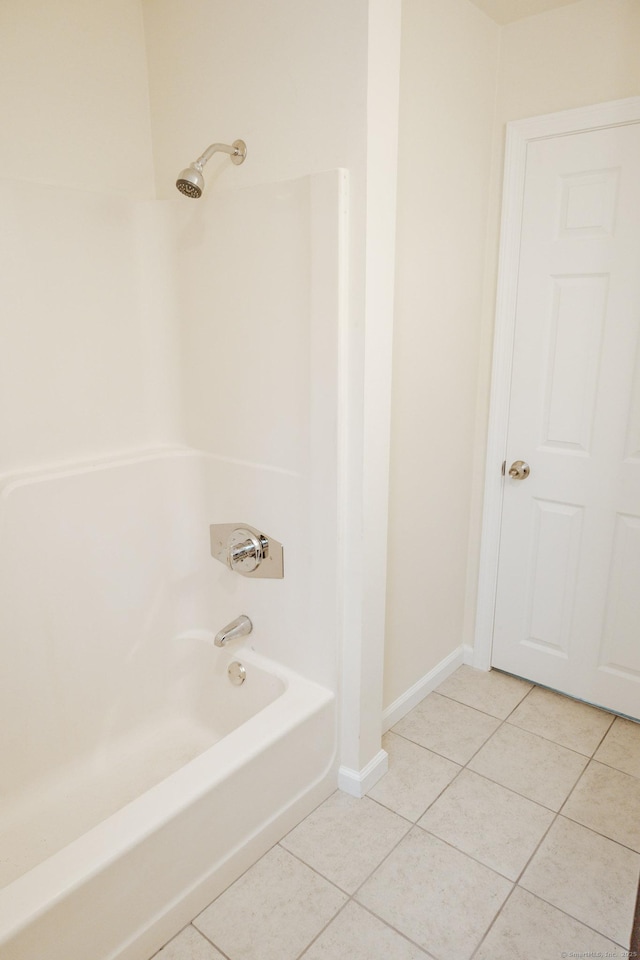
151;666;640;960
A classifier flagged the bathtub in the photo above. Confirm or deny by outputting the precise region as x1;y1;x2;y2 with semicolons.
0;643;336;960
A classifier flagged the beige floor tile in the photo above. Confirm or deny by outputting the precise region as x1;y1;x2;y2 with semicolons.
280;791;410;894
392;693;501;765
356;826;512;960
507;686;614;755
153;926;225;960
563;761;640;851
417;769;554;880
519;816;640;946
301;902;431;960
435;665;532;719
475;887;624;960
595;716;640;779
468;723;587;810
367;732;461;821
193;845;347;960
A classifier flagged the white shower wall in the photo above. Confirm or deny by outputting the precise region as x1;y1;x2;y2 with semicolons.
169;172;345;688
0;184;175;471
0;170;345;789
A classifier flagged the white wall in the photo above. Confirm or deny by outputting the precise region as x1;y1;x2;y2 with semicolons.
384;0;500;709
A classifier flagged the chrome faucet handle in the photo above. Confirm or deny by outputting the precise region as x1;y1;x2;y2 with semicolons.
228;528;268;573
210;523;284;579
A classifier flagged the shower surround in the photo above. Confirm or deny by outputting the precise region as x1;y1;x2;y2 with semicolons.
0;170;345;958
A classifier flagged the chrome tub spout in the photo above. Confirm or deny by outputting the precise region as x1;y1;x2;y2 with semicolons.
214;615;252;647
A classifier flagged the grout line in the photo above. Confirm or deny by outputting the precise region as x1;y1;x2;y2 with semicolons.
513;881;634;950
348;822;416;900
412;819;519;884
277;840;381;896
557;755;594;817
294;899;353;960
590;755;640;782
431;688;526;722
513;810;559;886
388;718;504;768
191;832;287;917
190;924;234;960
469;883;521;959
296;898;440;960
591;713;618;753
554;812;640;859
386;695;578;814
502;717;610;758
354;900;439;959
556;761;640;856
149;922;192;958
367;760;466;824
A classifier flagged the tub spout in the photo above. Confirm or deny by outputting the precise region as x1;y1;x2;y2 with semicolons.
215;615;252;647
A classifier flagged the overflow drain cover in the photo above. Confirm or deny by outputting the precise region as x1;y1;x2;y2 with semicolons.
228;661;246;686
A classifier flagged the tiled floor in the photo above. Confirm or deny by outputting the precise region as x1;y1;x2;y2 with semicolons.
151;666;640;960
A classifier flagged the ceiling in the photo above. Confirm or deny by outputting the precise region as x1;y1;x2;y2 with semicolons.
467;0;583;25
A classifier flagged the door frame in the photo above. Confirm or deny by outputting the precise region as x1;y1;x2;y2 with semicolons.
473;95;640;672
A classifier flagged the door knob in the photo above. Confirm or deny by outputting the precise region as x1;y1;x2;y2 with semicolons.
508;460;530;480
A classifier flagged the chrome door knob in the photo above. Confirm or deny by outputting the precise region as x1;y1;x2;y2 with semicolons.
508;460;530;480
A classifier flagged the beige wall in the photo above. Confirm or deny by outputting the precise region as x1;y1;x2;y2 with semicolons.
466;0;640;665
384;0;500;708
140;0;368;202
0;0;154;196
386;0;640;710
497;0;640;122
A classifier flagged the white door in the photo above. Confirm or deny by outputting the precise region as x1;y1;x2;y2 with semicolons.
491;117;640;719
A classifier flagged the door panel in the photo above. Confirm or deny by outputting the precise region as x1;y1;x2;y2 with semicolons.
524;498;583;657
492;121;640;718
542;274;607;453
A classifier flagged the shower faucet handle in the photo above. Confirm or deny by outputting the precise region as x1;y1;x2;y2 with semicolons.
210;523;284;579
228;528;268;574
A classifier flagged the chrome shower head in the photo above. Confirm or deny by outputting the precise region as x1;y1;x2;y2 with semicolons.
175;139;247;199
176;163;204;198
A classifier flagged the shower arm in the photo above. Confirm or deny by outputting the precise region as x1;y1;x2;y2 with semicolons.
194;141;247;169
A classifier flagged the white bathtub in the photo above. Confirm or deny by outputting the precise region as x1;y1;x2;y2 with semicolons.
0;644;336;960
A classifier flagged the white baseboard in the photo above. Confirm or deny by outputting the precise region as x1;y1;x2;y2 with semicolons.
381;645;467;733
338;749;388;798
463;643;475;665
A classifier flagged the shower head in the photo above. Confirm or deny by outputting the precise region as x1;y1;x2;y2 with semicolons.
176;163;205;198
176;139;247;198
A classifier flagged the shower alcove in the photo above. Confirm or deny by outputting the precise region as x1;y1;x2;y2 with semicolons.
0;169;346;959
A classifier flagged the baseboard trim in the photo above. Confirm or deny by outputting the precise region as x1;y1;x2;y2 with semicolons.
338;749;389;798
381;645;467;733
463;643;475;665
